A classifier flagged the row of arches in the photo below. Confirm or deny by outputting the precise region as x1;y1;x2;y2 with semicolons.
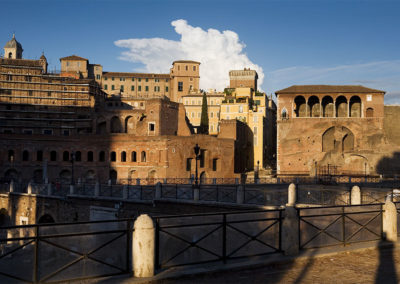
287;95;374;118
96;115;143;134
4;150;149;163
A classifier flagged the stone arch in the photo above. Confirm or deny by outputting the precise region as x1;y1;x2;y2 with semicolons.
322;96;334;117
148;169;156;184
59;169;71;184
308;96;320;117
349;96;361;117
96;116;107;134
200;171;207;184
294;96;307;117
8;52;12;59
322;126;354;153
110;116;122;133
0;208;11;227
128;170;136;180
366;107;374;118
335;96;348;117
38;214;55;224
125;116;135;134
281;107;288;119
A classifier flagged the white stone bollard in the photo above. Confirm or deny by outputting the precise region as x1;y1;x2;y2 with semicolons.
133;214;155;278
282;206;299;255
155;182;162;199
69;185;75;195
27;183;33;194
287;183;296;206
123;185;128;199
383;199;397;242
351;185;361;205
236;185;244;204
47;183;52;196
193;186;199;201
94;182;100;196
9;180;14;193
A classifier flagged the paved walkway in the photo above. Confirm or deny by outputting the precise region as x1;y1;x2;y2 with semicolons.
143;244;399;284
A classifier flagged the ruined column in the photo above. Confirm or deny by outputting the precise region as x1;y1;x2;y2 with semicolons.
236;184;244;204
287;183;296;206
383;199;397;242
282;206;299;255
351;185;361;205
133;214;155;277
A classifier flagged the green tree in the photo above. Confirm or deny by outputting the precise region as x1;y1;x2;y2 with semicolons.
199;92;209;134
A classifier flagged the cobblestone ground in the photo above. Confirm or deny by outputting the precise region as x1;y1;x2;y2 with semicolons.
147;245;400;284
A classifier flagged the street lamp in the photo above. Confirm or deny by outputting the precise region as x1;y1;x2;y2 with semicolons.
71;151;75;185
194;144;200;186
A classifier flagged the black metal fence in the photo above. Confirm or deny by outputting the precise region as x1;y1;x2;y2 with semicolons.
297;204;384;250
154;210;283;269
0;219;132;283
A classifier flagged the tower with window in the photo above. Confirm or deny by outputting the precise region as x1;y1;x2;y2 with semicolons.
3;34;23;59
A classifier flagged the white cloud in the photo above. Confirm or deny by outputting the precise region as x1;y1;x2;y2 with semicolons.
266;60;400;104
114;19;264;91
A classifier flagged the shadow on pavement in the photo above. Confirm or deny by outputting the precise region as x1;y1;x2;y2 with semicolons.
375;241;397;284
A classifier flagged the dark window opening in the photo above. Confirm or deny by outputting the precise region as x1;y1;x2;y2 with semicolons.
22;150;29;161
131;151;137;162
50;151;57;161
63;151;69;162
99;151;105;162
87;151;93;162
111;151;116;162
37;151;43;161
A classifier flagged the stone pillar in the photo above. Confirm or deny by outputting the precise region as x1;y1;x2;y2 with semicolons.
47;183;52;196
133;214;155;277
383;199;397;242
287;183;296;206
193;186;199;202
236;185;244;204
351;185;361;205
123;185;128;199
282;206;299;255
69;185;74;195
155;182;161;199
9;180;14;193
94;182;100;197
27;183;33;194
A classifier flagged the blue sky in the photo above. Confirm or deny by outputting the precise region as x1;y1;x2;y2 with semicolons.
1;0;400;103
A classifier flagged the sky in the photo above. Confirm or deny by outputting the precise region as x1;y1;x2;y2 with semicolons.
1;0;400;103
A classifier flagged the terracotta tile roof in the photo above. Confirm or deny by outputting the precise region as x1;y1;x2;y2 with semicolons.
276;85;385;94
0;58;42;67
59;55;88;61
102;72;170;78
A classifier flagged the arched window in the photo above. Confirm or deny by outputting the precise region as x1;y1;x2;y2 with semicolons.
75;151;81;162
50;151;57;161
87;151;93;162
22;150;29;161
322;96;334;117
308;96;320;117
335;96;348;117
99;151;105;162
349;96;361;117
294;96;307;117
36;150;43;161
366;107;374;118
131;151;137;162
281;108;288;119
8;150;14;162
109;170;117;184
125;116;134;134
8;52;12;59
121;151;126;162
110;116;122;133
141;151;146;162
110;151;116;162
63;151;70;162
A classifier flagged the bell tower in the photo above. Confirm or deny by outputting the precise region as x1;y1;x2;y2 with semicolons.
4;34;23;59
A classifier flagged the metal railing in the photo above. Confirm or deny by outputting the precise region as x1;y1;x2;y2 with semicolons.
0;219;132;283
154;209;283;269
297;204;384;250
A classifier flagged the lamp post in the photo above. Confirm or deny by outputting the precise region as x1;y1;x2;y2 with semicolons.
364;162;367;178
194;144;200;187
71;151;75;185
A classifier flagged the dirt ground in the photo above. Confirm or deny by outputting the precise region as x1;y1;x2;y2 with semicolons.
147;244;399;284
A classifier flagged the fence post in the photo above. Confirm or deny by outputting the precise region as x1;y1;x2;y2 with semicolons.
123;185;128;199
9;180;14;193
133;214;155;277
236;184;244;204
287;183;296;206
27;182;33;194
282;206;299;255
47;183;52;196
94;181;100;197
383;199;397;242
69;184;74;195
351;185;361;205
155;182;162;199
